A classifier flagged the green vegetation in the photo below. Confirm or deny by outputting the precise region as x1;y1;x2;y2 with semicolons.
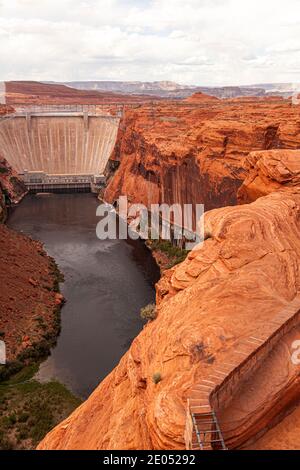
0;304;62;383
0;365;81;450
9;176;19;184
140;303;157;322
49;258;65;292
0;167;8;174
148;239;189;268
152;372;162;385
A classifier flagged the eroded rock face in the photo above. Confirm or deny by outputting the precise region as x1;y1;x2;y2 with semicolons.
0;105;26;221
0;157;27;222
104;97;300;212
39;149;300;450
238;149;300;203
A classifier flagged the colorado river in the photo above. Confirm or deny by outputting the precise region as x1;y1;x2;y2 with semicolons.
8;193;159;398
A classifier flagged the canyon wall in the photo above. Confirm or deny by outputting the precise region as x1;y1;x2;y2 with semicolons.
39;149;300;450
0;105;26;221
238;149;300;203
104;96;300;213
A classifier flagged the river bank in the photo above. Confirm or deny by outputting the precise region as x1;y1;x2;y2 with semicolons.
0;222;65;381
0;195;81;450
8;193;159;398
0;364;82;450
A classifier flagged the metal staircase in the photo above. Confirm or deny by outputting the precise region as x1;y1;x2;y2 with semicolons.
191;410;227;450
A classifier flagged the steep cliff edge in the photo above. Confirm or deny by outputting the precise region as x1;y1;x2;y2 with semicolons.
238;149;300;203
104;96;300;212
39;149;300;450
0;157;27;221
0;105;26;221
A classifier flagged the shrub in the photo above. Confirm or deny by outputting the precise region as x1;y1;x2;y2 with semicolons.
152;372;162;384
140;304;157;322
8;413;17;425
149;240;189;268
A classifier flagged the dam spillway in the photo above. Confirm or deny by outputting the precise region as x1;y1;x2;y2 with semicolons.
0;107;120;183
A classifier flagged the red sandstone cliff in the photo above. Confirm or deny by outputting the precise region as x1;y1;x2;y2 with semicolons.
104;96;300;213
38;150;300;450
238;149;300;203
0;105;26;221
184;92;219;103
0;157;27;206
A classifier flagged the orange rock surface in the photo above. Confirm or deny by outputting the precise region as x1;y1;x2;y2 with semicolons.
104;96;300;213
184;92;219;103
0;104;27;220
247;405;300;450
238;149;300;203
0;157;27;208
39;150;300;450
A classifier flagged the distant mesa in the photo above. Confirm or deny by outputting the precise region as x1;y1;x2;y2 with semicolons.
184;92;219;103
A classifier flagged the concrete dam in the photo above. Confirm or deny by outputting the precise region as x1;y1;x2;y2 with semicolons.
0;106;120;191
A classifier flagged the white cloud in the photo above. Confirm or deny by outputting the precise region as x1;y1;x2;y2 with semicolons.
0;0;299;85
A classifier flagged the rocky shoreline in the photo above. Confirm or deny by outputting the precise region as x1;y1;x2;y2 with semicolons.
0;221;65;381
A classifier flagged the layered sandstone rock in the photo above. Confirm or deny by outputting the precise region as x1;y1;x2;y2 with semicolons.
238;149;300;203
104;96;300;213
0;105;14;116
246;404;300;450
0;157;27;222
39;149;300;450
184;92;219;103
0;105;26;221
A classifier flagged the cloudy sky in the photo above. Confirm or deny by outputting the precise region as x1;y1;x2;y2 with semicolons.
0;0;299;86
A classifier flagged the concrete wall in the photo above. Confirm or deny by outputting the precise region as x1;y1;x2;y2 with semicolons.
0;114;120;175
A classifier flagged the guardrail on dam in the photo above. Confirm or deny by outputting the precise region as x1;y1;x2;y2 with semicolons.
0;107;121;188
